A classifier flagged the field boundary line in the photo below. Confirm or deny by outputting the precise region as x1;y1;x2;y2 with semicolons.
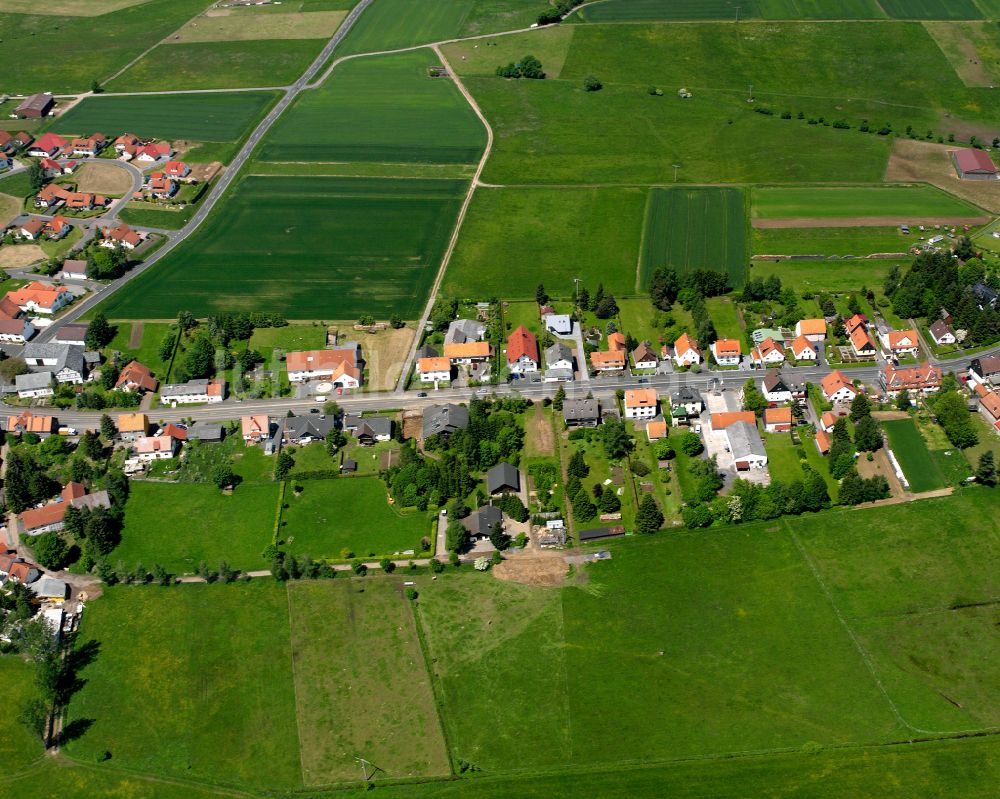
392;43;494;393
408;597;457;776
634;188;653;292
283;583;311;788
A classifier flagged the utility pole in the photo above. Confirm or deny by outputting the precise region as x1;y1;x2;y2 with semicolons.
747;83;753;103
672;163;681;182
735;6;740;23
573;277;581;306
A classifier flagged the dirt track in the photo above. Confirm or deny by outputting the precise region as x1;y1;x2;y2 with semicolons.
493;553;567;587
753;215;989;229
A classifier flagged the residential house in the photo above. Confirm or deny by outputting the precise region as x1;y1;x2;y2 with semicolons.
189;422;224;443
881;362;942;396
164;160;191;179
44;216;71;240
563;398;600;427
487;462;520;495
788;334;817;361
114;133;141;153
0;554;40;586
815;429;831;454
646;419;668;441
711;338;742;366
13;131;33;151
844;313;868;334
975;385;1000;431
146;172;177;199
241;415;271;444
463;504;503;542
39;157;62;178
0;297;35;344
632;342;658;370
26;132;66;157
725;421;768;471
607;332;626;351
18;218;44;240
444;340;492;365
821;370;858;403
15;93;54;119
15;371;54;398
52;322;87;346
7;282;72;315
159;423;188;442
849;325;877;358
115;360;158;393
135;435;179;462
343;414;392;445
749;337;785;368
929;319;956;346
415;344;439;360
672;333;702;367
711;411;756;431
286;347;362;387
795;318;827;343
4;411;56;437
544;314;573;335
0;153;12;172
417;356;451;383
971;282;998;310
34;183;70;209
70;133;106;157
589;348;626;372
444;319;485;346
506;325;539;375
763;406;793;433
671;386;703;418
761;370;793;404
100;223;143;250
624;388;658;420
18;482;110;536
159;378;226;404
117;412;149;441
882;329;920;359
281;414;337;445
422;404;469;440
22;342;87;383
969;356;1000;386
544;342;574;382
60;260;87;281
819;411;837;432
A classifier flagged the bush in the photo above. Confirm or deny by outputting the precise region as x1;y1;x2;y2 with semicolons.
583;75;603;92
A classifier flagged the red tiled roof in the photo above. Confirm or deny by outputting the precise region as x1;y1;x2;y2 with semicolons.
954;148;997;174
711;411;756;429
507;325;538;365
116;361;157;393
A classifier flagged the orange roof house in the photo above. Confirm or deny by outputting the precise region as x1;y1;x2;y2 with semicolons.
710;411;756;430
789;335;816;359
886;329;920;352
590;349;626;371
443;341;492;361
418;356;451;374
624;389;658;410
117;412;149;435
795;319;827;338
820;370;858;401
646;420;668;441
607;332;626;351
5;410;55;435
241;414;270;443
763;406;793;432
850;326;877;354
116;360;157;393
815;429;831;454
506;325;539;368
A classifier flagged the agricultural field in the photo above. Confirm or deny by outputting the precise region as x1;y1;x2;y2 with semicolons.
883;418;948;492
280;477;431;558
886;139;1000;215
577;0;889;19
105;39;324;92
112;482;280;573
0;656;45;771
444;186;646;300
170;8;347;42
751;186;986;224
287;580;450;784
879;0;984;19
97;176;467;319
925;21;1000;86
749;258;899;293
51;92;279;145
118;204;196;231
259;49;487;164
639;186;747;288
752;227;912;256
248;324;328;352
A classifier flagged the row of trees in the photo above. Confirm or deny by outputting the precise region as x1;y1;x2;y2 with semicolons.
683;468;832;528
496;54;544;79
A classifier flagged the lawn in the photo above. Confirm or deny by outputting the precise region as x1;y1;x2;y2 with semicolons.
287;579;450;784
280;476;431;558
96;175;467;319
63;582;302;791
118;203;197;230
259;49;487;164
105;39;324;92
639;186;747;289
749;258;900;293
248;323;328;352
762;431;806;482
444;186;645;300
751;186;984;221
102;321;174;376
112;482;280;573
883;418;947;492
752;227;911;256
705;296;745;343
0;655;45;771
51;92;279;145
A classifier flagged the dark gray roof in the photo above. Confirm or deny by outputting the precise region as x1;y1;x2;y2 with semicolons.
545;342;573;366
929;319;953;339
422;404;469;438
563;398;599;422
343;414;391;439
578;526;625;542
671;385;703;405
23;342;85;376
283;414;337;441
341;458;357;472
971;282;998;306
16;93;53;115
415;344;439;360
15;371;52;391
463;504;502;538
52;323;88;343
972;356;1000;377
160;379;214;398
444;319;485;345
188;422;223;441
486;462;520;494
761;369;787;393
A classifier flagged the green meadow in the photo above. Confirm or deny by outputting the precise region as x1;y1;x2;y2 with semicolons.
752;227;913;256
883;418;948;492
97;175;467;319
750;258;901;292
578;0;890;19
752;185;985;220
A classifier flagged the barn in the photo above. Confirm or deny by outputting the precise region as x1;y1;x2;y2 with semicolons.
14;93;54;119
951;148;998;181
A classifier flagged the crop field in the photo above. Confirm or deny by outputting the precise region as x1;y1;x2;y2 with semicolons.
444;186;646;299
105;39;323;92
287;580;450;784
280;477;430;558
879;0;984;19
112;482;280;573
98;176;466;319
334;0;472;55
883;418;947;492
757;0;886;16
639;187;747;288
577;0;759;20
752;186;985;222
752;227;911;256
925;21;1000;86
0;0;149;12
52;92;278;143
260;50;486;164
3;0;210;93
171;8;346;41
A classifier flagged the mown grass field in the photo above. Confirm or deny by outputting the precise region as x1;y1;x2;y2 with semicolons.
248;324;327;352
752;186;984;220
444;186;646;299
750;258;900;292
260;49;486;164
170;8;346;41
752;226;912;255
105;39;323;92
102;321;173;376
287;580;450;784
112;482;279;573
51;92;278;144
98;176;466;319
280;476;431;558
577;0;759;20
0;656;45;771
640;186;747;288
883;418;948;492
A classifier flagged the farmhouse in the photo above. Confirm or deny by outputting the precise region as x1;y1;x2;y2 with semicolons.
749;337;784;368
711;338;742;366
507;325;539;375
821;371;858;403
4;410;56;437
788;335;817;361
487;462;520;495
17;482;110;537
135;435;179;462
160;378;226;404
117;412;149;441
794;319;827;342
672;333;701;367
882;329;920;358
286;347;362;387
241;414;271;444
631;342;658;370
343;414;392;445
100;223;143;250
952;148;999;180
27;132;66;157
671;386;703;417
929;319;956;346
624;388;657;420
115;361;157;393
725;421;768;472
544;313;573;335
22;342;87;383
15;93;54;119
60;260;88;281
563;398;600;427
881;362;942;396
422;403;469;440
417;356;451;383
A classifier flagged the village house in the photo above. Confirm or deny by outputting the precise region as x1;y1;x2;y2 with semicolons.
487;462;520;495
417;356;451;384
815;429;831;454
543;313;573;335
844;313;868;334
672;332;701;367
52;322;88;346
100;222;143;250
117;412;149;442
159;378;226;404
645;419;668;441
563;398;600;428
445;318;485;345
974;384;1000;431
17;482;110;537
506;325;539;375
4;410;56;437
0;297;35;344
0;153;12;172
15;371;54;398
422;403;469;440
788;334;817;361
725;421;768;472
590;332;627;373
281;414;337;446
819;410;837;433
119;141;172;163
444;340;492;365
671;386;704;418
241;414;271;444
343;414;392;445
22;342;87;383
115;361;158;394
849;325;877;358
821;370;859;403
463;504;503;542
795;318;827;343
544;342;574;381
70;133;106;157
39;157;62;178
881;362;942;396
286;347;362;387
164;160;191;179
711;411;756;433
60;260;87;281
114;133;141;153
135;435;179;462
631;342;658;370
749;337;785;368
969;355;1000;386
761;370;792;404
34;183;71;209
65;191;107;212
711;338;742;367
763;406;793;434
146;172;178;199
17;218;45;241
27;132;66;158
624;388;658;420
929;319;956;346
881;329;920;359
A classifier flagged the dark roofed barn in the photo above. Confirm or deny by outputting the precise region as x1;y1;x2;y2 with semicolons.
15;93;54;119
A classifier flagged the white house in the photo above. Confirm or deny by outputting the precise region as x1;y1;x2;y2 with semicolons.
22;343;87;384
159;378;225;405
749;337;784;368
544;314;573;335
507;326;539;376
881;329;921;359
821;370;858;404
417;356;451;384
8;282;72;315
761;370;793;404
788;335;817;361
545;342;574;372
929;319;956;346
624;389;658;420
632;342;658;370
60;259;88;281
134;435;179;462
711;338;742;367
794;319;827;343
672;333;701;367
15;371;54;398
725;421;768;472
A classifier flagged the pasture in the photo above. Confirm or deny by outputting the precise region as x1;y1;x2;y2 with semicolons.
444;186;646;300
112;482;280;573
170;8;346;41
752;186;985;222
52;92;279;145
105;39;322;92
260;49;486;164
0;0;148;12
752;227;911;256
280;476;430;558
97;175;466;319
639;186;747;288
287;580;450;783
883;418;947;492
